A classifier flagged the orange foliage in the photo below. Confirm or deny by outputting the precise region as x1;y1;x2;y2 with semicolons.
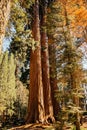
59;0;87;38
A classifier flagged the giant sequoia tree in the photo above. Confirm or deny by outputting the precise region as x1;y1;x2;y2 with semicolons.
26;0;45;123
26;0;55;123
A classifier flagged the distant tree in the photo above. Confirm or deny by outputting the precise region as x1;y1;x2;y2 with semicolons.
47;0;63;119
7;53;16;113
0;52;16;116
14;80;29;119
0;52;8;113
47;1;84;129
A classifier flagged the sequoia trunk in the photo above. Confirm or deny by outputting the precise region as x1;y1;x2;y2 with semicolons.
40;2;54;122
26;0;45;123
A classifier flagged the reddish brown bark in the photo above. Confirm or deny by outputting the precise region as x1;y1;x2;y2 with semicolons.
26;0;56;123
26;0;45;123
49;43;59;119
40;3;54;122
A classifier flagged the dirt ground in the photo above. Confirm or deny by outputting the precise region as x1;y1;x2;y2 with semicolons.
8;122;87;130
82;122;87;128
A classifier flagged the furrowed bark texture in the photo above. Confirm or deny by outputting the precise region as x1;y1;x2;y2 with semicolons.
26;0;55;123
26;0;45;123
41;3;54;122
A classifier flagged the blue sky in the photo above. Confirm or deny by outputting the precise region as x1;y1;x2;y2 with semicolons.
3;38;10;52
82;59;87;69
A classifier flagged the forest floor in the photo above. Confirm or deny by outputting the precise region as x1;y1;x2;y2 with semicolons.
8;122;87;130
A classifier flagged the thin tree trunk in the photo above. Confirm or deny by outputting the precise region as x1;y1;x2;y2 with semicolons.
49;43;59;119
70;73;80;130
26;0;45;123
40;2;54;123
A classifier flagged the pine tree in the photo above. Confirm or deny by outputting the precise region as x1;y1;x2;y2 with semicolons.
55;1;84;129
47;1;84;129
0;52;8;114
0;53;5;114
7;53;16;112
47;0;63;119
0;52;16;116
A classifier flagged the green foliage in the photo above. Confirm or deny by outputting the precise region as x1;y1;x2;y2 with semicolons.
6;0;34;38
14;80;29;118
0;52;8;113
8;0;36;87
0;53;3;65
0;52;16;115
9;30;34;86
10;30;35;61
56;34;84;129
2;0;86;126
7;54;16;107
47;1;64;38
47;1;85;128
20;0;35;8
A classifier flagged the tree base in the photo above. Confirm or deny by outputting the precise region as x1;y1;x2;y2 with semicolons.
44;115;55;124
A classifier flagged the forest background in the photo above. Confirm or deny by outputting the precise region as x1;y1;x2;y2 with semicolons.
0;0;87;130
